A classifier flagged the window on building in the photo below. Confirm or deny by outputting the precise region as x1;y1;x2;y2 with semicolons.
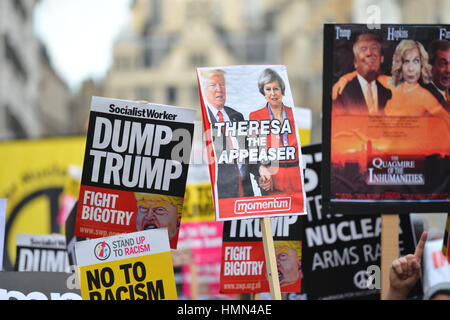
143;48;153;68
3;35;27;81
13;0;28;20
244;0;262;30
186;0;211;20
115;56;132;70
135;87;151;101
150;0;162;27
166;86;177;105
5;105;27;139
192;85;201;104
190;53;207;67
245;33;268;62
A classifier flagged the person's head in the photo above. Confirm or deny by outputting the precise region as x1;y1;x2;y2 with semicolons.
428;40;450;90
200;69;226;110
134;193;183;239
425;285;450;300
431;291;450;300
353;32;384;82
391;40;432;87
258;68;286;109
274;241;301;287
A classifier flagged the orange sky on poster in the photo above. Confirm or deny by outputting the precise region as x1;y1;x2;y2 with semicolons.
331;115;450;167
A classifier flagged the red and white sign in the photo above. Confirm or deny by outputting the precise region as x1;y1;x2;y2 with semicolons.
74;96;196;249
196;65;307;221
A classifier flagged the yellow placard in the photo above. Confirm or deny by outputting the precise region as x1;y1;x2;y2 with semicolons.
298;128;311;146
295;106;312;146
0;136;86;269
79;252;177;300
181;183;215;223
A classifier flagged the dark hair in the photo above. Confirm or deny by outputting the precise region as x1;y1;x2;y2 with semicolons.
430;289;450;300
428;40;450;65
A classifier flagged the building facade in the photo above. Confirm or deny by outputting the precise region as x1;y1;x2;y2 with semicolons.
0;0;41;139
0;0;72;140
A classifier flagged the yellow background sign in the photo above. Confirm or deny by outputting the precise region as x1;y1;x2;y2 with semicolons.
75;229;177;300
79;253;177;300
0;136;86;270
182;183;215;223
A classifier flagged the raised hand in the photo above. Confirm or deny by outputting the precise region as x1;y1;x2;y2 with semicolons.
386;231;428;300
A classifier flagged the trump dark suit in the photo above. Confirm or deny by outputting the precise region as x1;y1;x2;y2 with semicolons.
208;106;255;199
333;77;392;115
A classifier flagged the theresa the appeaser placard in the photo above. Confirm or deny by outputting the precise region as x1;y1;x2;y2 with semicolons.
196;65;307;221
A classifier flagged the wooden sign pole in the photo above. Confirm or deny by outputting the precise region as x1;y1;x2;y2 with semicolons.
380;214;399;300
190;263;199;300
260;217;282;300
251;293;261;300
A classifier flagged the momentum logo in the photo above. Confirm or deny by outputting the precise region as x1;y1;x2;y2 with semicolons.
234;197;291;215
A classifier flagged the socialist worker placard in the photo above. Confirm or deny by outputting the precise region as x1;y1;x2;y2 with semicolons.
322;24;450;214
196;65;307;221
74;96;196;249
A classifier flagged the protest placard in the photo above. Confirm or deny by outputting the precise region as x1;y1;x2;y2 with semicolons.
220;216;302;294
0;199;5;271
74;96;196;249
14;233;69;272
196;65;307;221
322;24;450;215
443;214;449;262
295;144;421;300
75;229;177;300
0;136;85;270
423;238;450;299
57;165;82;228
0;272;81;300
178;183;224;298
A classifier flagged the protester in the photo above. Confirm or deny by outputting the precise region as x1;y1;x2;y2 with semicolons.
386;231;450;300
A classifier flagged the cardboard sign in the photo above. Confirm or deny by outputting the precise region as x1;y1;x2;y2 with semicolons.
57;165;82;228
443;214;449;262
0;136;86;270
74;96;196;249
322;24;450;214
297;144;421;300
75;229;177;300
178;183;222;262
294;107;312;147
14;233;69;272
0;272;81;300
423;238;450;299
220;216;302;294
0;199;5;271
65;202;86;266
196;65;307;221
